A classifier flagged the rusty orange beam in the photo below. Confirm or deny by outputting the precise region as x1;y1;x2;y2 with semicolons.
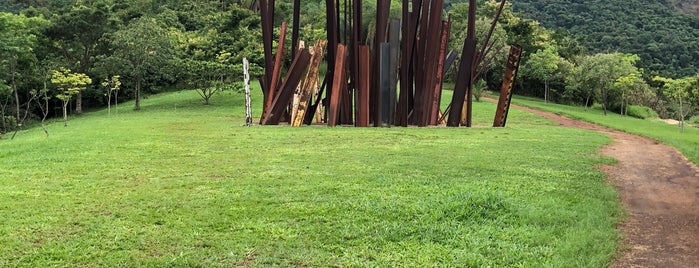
262;49;311;125
494;45;522;127
328;44;347;126
262;21;288;120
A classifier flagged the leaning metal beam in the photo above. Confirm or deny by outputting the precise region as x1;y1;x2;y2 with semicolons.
292;40;327;127
262;49;311;125
493;45;522;127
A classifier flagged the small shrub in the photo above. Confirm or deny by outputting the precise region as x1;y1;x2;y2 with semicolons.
626;105;658;119
689;115;699;126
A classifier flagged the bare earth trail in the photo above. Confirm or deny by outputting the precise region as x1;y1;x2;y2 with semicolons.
510;104;699;267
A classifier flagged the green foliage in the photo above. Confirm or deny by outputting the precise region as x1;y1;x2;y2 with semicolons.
512;0;699;77
51;67;91;126
51;67;91;101
626;105;659;119
0;86;622;267
521;45;559;102
689;115;699;126
179;59;237;105
106;16;177;110
472;78;487;102
565;53;641;114
448;2;510;85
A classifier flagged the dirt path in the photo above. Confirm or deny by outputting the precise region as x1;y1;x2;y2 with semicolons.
511;104;699;267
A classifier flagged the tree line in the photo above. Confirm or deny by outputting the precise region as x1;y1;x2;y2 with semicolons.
1;0;263;136
1;0;697;137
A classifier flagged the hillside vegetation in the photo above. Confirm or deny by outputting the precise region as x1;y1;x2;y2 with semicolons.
668;0;699;15
512;0;699;77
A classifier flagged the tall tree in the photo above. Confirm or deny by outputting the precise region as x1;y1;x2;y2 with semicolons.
0;12;47;125
565;53;640;114
45;2;112;114
654;76;695;132
522;45;559;103
107;17;176;110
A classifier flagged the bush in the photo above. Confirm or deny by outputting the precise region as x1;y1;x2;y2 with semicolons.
626;105;658;119
689;115;699;126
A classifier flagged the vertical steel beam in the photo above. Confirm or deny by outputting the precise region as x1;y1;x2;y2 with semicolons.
356;45;370;127
371;0;390;126
396;0;411;126
291;0;300;59
494;45;522;127
447;0;476;127
388;19;400;125
430;19;450;125
328;44;347;126
379;43;391;126
325;0;339;110
259;0;274;115
418;0;444;126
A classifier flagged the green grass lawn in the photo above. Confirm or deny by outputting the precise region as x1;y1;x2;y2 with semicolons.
512;96;699;165
0;86;622;267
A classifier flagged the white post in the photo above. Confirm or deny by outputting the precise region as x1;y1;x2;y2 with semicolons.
243;58;252;126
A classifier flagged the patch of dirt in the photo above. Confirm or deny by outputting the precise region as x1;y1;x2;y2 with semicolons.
660;118;680;125
511;104;699;267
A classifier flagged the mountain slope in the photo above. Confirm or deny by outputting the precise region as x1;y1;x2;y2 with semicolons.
668;0;699;16
511;0;699;77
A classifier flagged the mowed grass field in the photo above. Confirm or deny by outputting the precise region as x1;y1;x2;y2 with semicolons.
0;86;622;267
512;96;699;165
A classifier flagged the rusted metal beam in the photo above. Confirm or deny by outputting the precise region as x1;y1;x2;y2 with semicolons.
328;44;347;126
475;0;507;69
262;49;311;125
292;40;327;127
429;19;450;125
379;43;391;126
340;62;352;125
372;0;390;126
259;0;274;111
396;0;411;126
494;45;522;127
262;21;288;120
304;75;328;125
292;0;300;59
325;0;339;111
356;45;370;127
448;0;477;127
388;19;400;125
419;0;444;126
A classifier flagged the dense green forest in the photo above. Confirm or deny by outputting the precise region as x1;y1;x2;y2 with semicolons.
0;0;697;136
511;0;699;77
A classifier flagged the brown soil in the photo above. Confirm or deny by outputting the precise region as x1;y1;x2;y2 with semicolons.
510;104;699;267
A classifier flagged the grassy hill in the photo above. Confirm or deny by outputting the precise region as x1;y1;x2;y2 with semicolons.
0;87;623;266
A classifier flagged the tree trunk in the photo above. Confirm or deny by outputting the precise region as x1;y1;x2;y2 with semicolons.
63;101;69;127
134;77;141;111
585;95;591;109
107;91;112;116
544;79;549;103
75;92;83;114
11;61;20;123
679;98;684;133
